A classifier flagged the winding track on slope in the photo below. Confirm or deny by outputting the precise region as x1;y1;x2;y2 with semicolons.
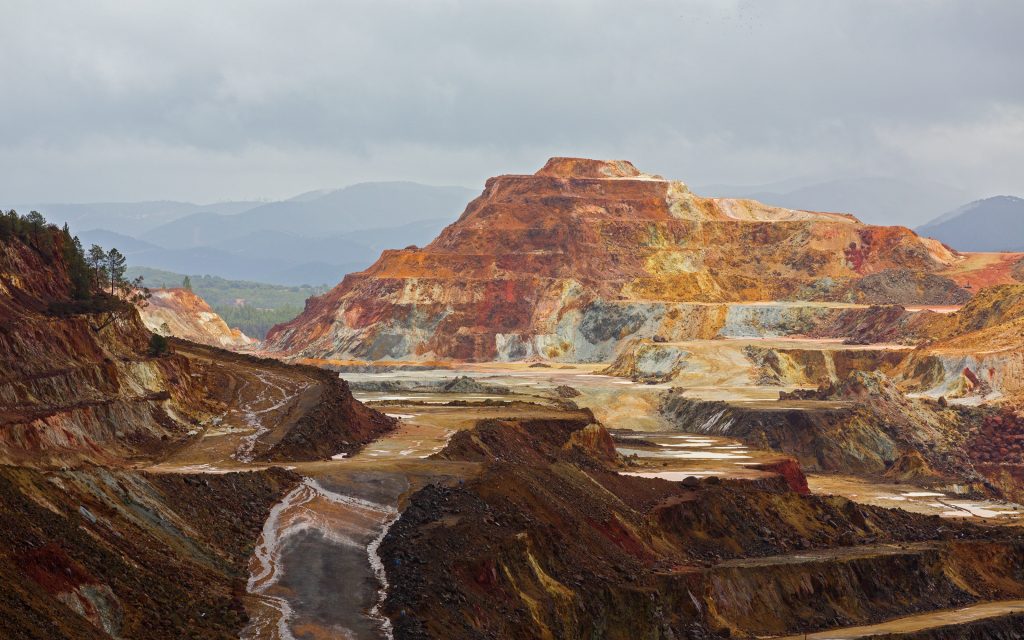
146;356;1024;638
774;599;1024;639
145;354;559;639
139;349;403;639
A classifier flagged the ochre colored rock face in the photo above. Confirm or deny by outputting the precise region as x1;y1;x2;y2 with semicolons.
0;234;208;466
141;288;252;349
265;158;982;362
0;226;391;467
534;156;645;179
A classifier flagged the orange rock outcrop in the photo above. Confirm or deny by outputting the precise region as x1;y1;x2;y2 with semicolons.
141;288;252;349
267;158;994;362
0;232;214;465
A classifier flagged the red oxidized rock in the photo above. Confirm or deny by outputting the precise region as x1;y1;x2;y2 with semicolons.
263;158;984;363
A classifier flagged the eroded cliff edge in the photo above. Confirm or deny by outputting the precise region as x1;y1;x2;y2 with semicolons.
264;157;1021;363
381;417;1024;639
0;217;394;638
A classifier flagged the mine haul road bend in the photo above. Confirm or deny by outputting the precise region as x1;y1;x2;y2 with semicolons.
144;354;1024;640
143;357;582;639
145;342;318;471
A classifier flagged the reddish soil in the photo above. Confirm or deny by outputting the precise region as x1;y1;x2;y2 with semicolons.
0;466;299;639
380;417;1024;639
265;157;978;361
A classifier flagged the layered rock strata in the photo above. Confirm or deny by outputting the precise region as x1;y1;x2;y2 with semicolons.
141;288;252;349
267;158;984;362
380;416;1024;639
0;233;214;465
0;465;299;639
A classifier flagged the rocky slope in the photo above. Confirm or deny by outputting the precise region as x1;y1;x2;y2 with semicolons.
266;157;994;363
602;282;1024;401
897;284;1024;401
1;226;392;467
0;465;299;640
604;337;910;385
660;372;982;480
140;288;252;349
249;357;397;462
0;218;397;637
0;230;216;466
655;367;1024;506
381;416;1024;639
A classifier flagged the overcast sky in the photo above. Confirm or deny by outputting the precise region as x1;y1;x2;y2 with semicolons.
2;0;1022;207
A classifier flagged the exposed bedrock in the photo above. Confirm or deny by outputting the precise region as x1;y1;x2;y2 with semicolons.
605;338;908;385
851;268;971;305
380;416;1024;639
498;301;922;363
267;298;936;364
0;223;395;467
0;233;221;466
431;413;614;468
705;541;1024;636
743;344;908;386
659;372;983;480
0;465;299;639
980;464;1024;504
895;283;1024;400
166;342;399;463
140;287;252;349
265;157;980;362
602;341;693;382
256;366;397;462
611;283;1024;403
899;349;1024;399
0;323;221;466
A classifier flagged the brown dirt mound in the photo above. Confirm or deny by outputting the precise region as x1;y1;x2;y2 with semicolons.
885;449;942;481
380;415;1023;639
554;384;582;398
259;371;397;462
0;466;299;639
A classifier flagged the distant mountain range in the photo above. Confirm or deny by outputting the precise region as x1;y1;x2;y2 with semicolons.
916;196;1024;252
26;182;475;286
138;182;473;249
28;176;1018;286
17;200;262;237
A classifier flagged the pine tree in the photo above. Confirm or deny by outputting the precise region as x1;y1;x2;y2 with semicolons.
61;225;92;300
182;275;192;291
25;210;45;230
22;211;52;252
106;248;127;295
87;244;108;292
148;333;170;356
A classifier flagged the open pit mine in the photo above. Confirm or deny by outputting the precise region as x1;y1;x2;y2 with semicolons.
4;159;1024;640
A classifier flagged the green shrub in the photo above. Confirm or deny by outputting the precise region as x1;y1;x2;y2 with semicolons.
148;333;170;357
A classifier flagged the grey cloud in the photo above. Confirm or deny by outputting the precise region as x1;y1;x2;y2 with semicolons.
1;0;1022;208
